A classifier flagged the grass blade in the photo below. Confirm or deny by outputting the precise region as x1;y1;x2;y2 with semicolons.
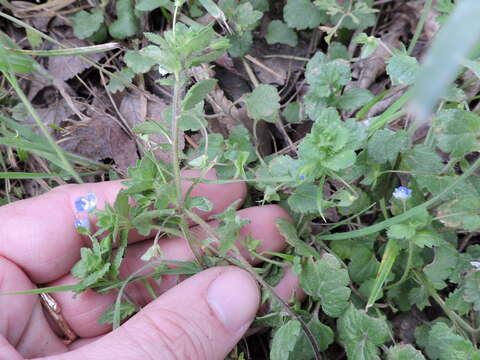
366;238;399;309
410;0;480;122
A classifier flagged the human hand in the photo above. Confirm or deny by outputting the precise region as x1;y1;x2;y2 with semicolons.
0;170;302;360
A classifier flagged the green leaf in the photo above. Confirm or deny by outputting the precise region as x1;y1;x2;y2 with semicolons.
337;88;374;111
388;344;426;360
433;109;480;158
276;218;319;258
189;133;224;162
98;301;138;324
423;245;458;289
77;263;111;292
400;144;444;175
367;129;410;164
445;288;471;316
266;20;298;47
327;42;350;60
245;84;280;122
71;8;104;39
437;196;480;231
288;184;319;214
270;320;302;360
124;50;157;74
298;109;356;174
463;270;480;311
164;102;207;131
387;224;415;240
26;27;42;48
422;322;480;360
224;124;257;163
337;304;390;360
386;52;420;86
348;246;379;283
412;229;444;248
235;2;263;32
187;196;213;212
228;31;252;58
291;317;334;357
306;53;351;97
366;238;399;309
0;32;35;74
107;67;135;93
299;254;351;317
270;317;334;360
354;33;380;59
182;79;218;111
243;0;269;12
408;286;431;310
282;102;302;124
133;120;169;136
71;247;102;279
213;201;250;256
108;0;140;40
135;0;171;11
284;0;327;30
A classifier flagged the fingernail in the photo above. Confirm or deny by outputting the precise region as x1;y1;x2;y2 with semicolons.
207;269;259;332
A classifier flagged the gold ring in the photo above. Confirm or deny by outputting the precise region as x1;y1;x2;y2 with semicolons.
39;293;78;345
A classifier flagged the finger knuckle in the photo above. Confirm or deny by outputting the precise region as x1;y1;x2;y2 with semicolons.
130;308;213;360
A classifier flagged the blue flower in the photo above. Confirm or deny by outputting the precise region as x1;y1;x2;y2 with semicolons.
74;192;97;213
300;174;306;180
392;186;412;200
74;218;90;231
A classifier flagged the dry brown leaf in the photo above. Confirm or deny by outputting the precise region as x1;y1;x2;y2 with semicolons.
48;38;103;81
60;114;138;172
351;12;410;90
119;92;183;163
26;98;84;130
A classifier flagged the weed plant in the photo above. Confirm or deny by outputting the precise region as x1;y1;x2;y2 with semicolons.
2;0;480;359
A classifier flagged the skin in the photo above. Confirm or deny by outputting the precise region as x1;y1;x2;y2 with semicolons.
0;170;302;360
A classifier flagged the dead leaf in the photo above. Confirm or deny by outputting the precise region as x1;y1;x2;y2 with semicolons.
59;114;138;172
48;38;103;81
119;92;183;163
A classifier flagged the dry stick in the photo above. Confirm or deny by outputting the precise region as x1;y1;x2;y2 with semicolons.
185;210;322;360
244;54;284;81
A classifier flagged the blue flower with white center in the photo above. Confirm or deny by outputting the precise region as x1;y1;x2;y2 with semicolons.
74;218;90;231
74;192;97;214
392;186;412;200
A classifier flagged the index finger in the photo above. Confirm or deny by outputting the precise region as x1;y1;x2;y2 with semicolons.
0;169;246;283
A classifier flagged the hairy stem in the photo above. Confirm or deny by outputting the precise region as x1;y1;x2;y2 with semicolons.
415;271;480;335
171;72;184;209
185;209;322;360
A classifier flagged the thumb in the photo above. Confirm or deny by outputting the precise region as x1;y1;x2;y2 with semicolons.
50;266;259;360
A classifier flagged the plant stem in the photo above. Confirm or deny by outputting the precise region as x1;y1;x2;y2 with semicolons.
408;0;434;55
415;271;480;335
171;72;184;209
142;279;158;300
184;209;321;360
5;73;82;183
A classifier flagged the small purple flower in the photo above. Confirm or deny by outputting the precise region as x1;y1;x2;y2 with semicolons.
74;192;97;214
74;218;90;231
300;174;306;180
393;186;412;200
